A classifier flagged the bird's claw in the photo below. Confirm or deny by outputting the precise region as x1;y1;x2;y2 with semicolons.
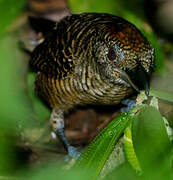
121;99;136;112
64;146;81;161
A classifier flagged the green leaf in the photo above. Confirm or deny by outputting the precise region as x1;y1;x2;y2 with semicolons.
132;106;172;180
0;35;37;128
104;162;138;180
150;89;173;103
74;112;131;180
123;124;141;172
0;0;26;36
0;130;18;175
68;0;117;14
28;72;51;123
24;163;89;180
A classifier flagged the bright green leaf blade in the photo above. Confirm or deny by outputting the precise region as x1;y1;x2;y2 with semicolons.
123;125;141;172
0;0;26;36
132;106;172;180
74;112;131;180
150;89;173;103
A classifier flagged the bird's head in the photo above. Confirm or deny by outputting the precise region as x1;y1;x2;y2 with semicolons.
96;17;154;96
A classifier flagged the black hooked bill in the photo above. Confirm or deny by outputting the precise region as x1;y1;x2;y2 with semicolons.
116;66;150;96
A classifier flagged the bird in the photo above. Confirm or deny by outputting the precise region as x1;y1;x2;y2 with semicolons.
29;13;154;159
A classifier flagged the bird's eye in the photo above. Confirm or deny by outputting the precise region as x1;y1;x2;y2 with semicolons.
108;47;118;62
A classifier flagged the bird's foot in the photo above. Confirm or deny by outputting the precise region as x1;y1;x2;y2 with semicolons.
64;146;81;161
51;131;81;161
50;108;81;161
121;99;136;112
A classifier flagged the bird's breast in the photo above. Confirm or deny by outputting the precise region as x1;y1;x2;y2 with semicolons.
35;71;133;110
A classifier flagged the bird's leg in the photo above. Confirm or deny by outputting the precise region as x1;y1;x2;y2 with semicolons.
50;108;80;160
121;99;136;112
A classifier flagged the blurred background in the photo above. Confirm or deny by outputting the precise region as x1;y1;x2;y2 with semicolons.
0;0;173;179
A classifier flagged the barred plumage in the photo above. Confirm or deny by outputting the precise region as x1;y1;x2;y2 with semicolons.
30;13;154;112
30;13;154;158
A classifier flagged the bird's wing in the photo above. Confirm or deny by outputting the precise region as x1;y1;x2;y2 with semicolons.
30;31;74;79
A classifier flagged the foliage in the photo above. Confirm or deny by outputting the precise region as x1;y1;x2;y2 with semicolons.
0;0;173;180
73;95;173;180
74;112;131;180
0;0;26;36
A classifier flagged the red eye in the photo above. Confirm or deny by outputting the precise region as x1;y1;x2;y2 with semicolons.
108;47;117;61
